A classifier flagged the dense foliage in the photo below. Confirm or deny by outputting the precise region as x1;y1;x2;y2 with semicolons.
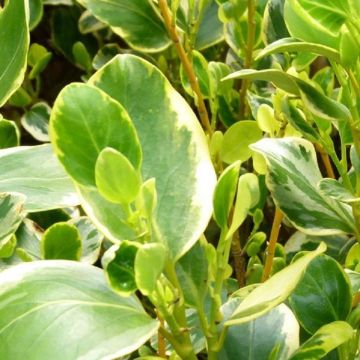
0;0;359;359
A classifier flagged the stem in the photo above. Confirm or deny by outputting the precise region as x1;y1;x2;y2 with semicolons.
315;143;336;178
157;311;167;358
231;230;246;287
239;0;257;118
261;208;283;282
158;0;213;135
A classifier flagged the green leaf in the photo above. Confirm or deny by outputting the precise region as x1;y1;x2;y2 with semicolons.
263;0;290;45
69;217;103;264
0;261;158;359
72;41;92;72
77;0;170;52
79;10;107;34
289;321;354;360
29;0;43;30
256;37;341;62
95;147;141;204
225;242;326;326
251;138;356;235
0;145;79;212
50;83;141;187
104;241;140;296
223;69;300;95
89;54;216;260
0;193;26;252
213;161;241;229
345;243;360;271
319;178;360;203
284;0;349;49
0;0;29;107
221;302;299;360
41;222;81;260
92;43;120;70
220;120;262;164
176;241;209;307
0;119;19;148
256;104;279;137
21;102;51;142
135;243;166;296
289;254;352;334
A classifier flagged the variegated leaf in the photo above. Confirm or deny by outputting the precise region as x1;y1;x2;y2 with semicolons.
251;138;355;235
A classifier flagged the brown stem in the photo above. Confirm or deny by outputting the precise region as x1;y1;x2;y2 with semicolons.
231;230;246;287
239;0;257;118
315;143;336;178
157;311;167;358
261;208;283;282
158;0;213;135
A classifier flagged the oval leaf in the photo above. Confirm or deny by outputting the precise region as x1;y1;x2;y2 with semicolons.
89;54;216;260
289;254;352;334
0;261;158;359
251;138;356;235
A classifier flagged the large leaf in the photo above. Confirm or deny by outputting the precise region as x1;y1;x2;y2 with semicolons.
0;145;79;212
50;83;141;187
225;242;326;326
284;0;349;49
0;261;158;359
77;0;170;52
289;255;352;334
251;138;355;235
88;54;216;260
289;321;354;360
220;302;299;360
0;0;29;107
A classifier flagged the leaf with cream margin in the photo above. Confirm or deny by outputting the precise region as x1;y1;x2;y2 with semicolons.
0;261;158;359
251;138;356;235
88;54;217;261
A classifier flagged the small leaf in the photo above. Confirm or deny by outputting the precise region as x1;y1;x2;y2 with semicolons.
105;241;140;296
256;104;279;137
95;147;141;204
225;242;326;326
41;222;81;260
135;243;166;296
0;119;19;148
289;321;354;360
213;161;241;228
220;121;262;164
289;255;352;334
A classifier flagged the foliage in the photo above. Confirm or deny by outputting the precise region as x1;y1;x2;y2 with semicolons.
0;0;359;359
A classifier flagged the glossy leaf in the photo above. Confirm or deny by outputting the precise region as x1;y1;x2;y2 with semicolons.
0;261;158;359
50;83;141;187
225;242;326;326
41;222;81;260
135;243;166;296
213;161;241;228
251;138;356;235
256;37;340;62
69;217;103;264
290;321;354;360
0;145;79;212
77;0;170;52
0;0;29;107
319;178;360;204
284;0;348;49
220;121;262;164
29;0;43;30
176;241;209;308
89;54;216;260
221;302;299;360
289;255;352;334
0;119;19;148
21;102;51;142
223;69;300;95
95;147;141;204
263;0;290;44
104;241;139;296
